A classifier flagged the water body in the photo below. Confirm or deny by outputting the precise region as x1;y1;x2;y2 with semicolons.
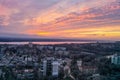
0;41;95;45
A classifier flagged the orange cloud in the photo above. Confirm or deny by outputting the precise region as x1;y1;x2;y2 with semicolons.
0;4;19;16
23;25;120;40
55;26;120;40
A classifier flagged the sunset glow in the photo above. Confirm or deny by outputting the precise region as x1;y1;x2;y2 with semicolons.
0;0;120;40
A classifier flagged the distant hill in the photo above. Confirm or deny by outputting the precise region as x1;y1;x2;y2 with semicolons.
0;37;96;42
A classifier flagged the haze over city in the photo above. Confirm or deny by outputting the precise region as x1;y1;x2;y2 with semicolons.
0;0;120;40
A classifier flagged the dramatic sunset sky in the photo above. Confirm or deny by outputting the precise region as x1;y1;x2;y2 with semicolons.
0;0;120;40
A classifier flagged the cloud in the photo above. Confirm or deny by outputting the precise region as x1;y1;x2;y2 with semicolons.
22;0;120;40
24;0;115;25
0;0;119;40
0;15;9;26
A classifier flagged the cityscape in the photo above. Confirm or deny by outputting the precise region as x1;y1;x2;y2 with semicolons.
0;0;120;80
0;41;120;80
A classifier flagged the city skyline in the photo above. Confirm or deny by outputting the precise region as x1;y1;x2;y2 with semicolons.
0;0;120;40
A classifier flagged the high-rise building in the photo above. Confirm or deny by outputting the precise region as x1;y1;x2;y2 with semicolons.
52;61;59;76
40;58;60;77
111;54;120;65
43;60;47;76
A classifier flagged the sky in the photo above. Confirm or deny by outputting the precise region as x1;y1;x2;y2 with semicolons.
0;0;120;40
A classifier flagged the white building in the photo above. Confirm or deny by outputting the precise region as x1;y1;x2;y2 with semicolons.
52;61;59;76
43;60;47;76
55;47;66;51
77;60;83;71
37;46;45;50
77;60;82;66
111;54;120;65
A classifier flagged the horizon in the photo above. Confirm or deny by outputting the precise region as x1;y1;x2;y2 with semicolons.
0;35;119;42
0;0;120;40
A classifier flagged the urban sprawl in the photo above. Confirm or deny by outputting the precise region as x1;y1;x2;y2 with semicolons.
0;41;120;80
